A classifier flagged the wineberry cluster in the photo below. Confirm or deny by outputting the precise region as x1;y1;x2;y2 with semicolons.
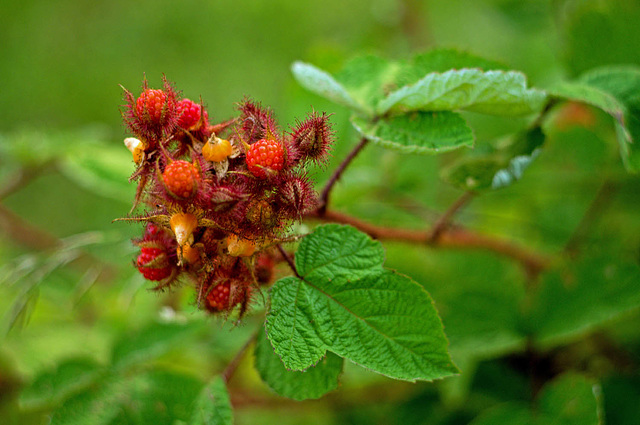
119;76;333;318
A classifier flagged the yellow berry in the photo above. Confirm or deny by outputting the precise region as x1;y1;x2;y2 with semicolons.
203;138;233;162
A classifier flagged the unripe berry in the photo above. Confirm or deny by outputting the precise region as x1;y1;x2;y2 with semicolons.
246;138;284;178
227;234;256;257
124;137;145;164
206;281;232;311
203;138;233;162
170;212;198;247
137;247;172;281
178;242;201;265
162;160;200;199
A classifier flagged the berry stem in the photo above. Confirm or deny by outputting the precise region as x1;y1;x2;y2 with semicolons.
309;208;549;279
318;137;369;215
222;331;257;384
277;244;300;279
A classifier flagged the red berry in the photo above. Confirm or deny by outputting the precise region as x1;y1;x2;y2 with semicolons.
206;281;233;311
136;89;169;126
162;160;200;199
177;98;208;130
137;247;172;281
246;138;284;178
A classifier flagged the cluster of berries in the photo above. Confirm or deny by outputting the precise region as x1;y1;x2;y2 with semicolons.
119;77;333;318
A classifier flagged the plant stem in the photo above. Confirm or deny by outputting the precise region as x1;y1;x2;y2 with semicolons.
309;209;549;278
0;161;56;201
319;137;369;215
277;244;300;278
427;191;474;242
564;179;616;256
222;331;257;384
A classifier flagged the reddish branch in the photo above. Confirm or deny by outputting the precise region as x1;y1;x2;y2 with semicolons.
309;209;549;278
319;137;369;214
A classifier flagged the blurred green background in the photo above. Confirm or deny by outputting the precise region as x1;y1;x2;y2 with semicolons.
1;0;640;424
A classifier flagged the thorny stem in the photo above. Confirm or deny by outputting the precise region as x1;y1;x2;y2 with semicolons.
222;331;257;384
309;209;549;278
427;191;475;242
319;137;369;215
277;244;300;278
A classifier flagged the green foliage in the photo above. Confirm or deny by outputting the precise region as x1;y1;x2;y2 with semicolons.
110;322;197;370
254;327;343;401
470;373;602;425
351;112;474;154
189;376;232;425
528;254;640;346
3;2;640;424
376;68;545;116
265;224;458;382
550;65;640;172
19;358;105;410
443;127;544;191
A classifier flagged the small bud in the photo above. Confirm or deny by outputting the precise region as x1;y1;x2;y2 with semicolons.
246;199;277;229
170;212;198;247
290;112;333;165
277;176;318;218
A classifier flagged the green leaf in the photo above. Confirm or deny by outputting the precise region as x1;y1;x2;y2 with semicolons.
265;224;458;382
19;357;105;410
351;111;474;155
254;326;343;400
377;69;546;116
443;127;545;191
537;374;602;425
60;142;135;202
548;81;627;126
291;61;368;115
50;377;128;425
294;222;385;281
558;0;640;75
333;55;405;113
118;370;204;425
528;254;640;346
189;376;233;425
469;403;533;425
407;49;508;79
470;374;601;425
579;66;640;172
111;322;195;369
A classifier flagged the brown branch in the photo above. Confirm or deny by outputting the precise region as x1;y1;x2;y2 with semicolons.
319;137;369;215
222;331;257;384
309;209;549;278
